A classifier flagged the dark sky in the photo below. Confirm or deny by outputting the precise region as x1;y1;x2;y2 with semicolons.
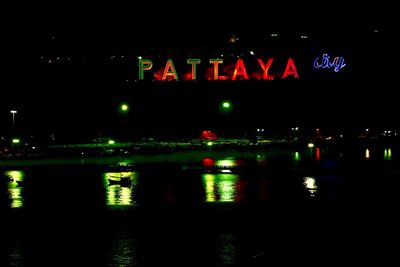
1;2;397;139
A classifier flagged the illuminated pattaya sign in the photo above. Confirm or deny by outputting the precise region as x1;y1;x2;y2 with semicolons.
313;53;346;72
138;58;300;81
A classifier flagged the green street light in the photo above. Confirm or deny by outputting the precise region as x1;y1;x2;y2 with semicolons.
12;138;21;144
108;139;116;145
119;103;129;114
219;101;232;138
222;101;231;109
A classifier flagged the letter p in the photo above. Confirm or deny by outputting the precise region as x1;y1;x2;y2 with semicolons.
138;59;153;80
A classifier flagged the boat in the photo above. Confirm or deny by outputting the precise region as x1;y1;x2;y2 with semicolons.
107;175;132;187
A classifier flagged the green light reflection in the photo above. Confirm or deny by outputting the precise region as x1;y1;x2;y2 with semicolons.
103;172;137;207
294;152;301;161
384;148;392;160
216;234;236;265
202;173;238;202
5;170;25;209
215;159;237;168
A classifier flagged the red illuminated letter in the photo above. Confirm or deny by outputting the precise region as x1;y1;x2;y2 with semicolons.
257;58;274;80
282;58;299;79
187;59;201;80
232;59;249;80
162;59;178;81
209;59;227;80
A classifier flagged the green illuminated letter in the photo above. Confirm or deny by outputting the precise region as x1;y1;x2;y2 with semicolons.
138;58;153;80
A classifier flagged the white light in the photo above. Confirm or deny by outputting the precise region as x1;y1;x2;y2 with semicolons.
10;110;17;114
295;127;299;131
303;177;318;197
249;51;255;55
304;177;317;190
308;143;314;148
300;35;308;39
257;128;260;132
271;33;278;37
137;56;142;59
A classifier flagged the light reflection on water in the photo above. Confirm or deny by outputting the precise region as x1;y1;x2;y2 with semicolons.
294;151;301;162
103;172;137;208
316;147;321;161
7;241;23;267
202;173;239;203
4;170;25;209
106;238;138;266
365;148;370;160
384;148;392;160
215;158;237;168
216;233;236;265
2;147;399;266
303;177;318;197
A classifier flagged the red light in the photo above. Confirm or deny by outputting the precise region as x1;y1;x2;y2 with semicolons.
232;59;249;80
202;157;215;167
257;58;274;80
200;130;218;140
282;58;299;78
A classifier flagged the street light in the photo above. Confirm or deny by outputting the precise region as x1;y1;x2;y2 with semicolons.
121;104;129;112
222;101;231;110
118;103;129;114
10;110;17;128
220;100;232;115
220;101;232;138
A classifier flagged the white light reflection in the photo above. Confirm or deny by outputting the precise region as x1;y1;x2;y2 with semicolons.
365;148;370;159
303;177;318;197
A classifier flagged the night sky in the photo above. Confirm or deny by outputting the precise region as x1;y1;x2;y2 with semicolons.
2;2;396;140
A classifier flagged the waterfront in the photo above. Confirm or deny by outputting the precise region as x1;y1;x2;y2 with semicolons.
1;145;399;266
